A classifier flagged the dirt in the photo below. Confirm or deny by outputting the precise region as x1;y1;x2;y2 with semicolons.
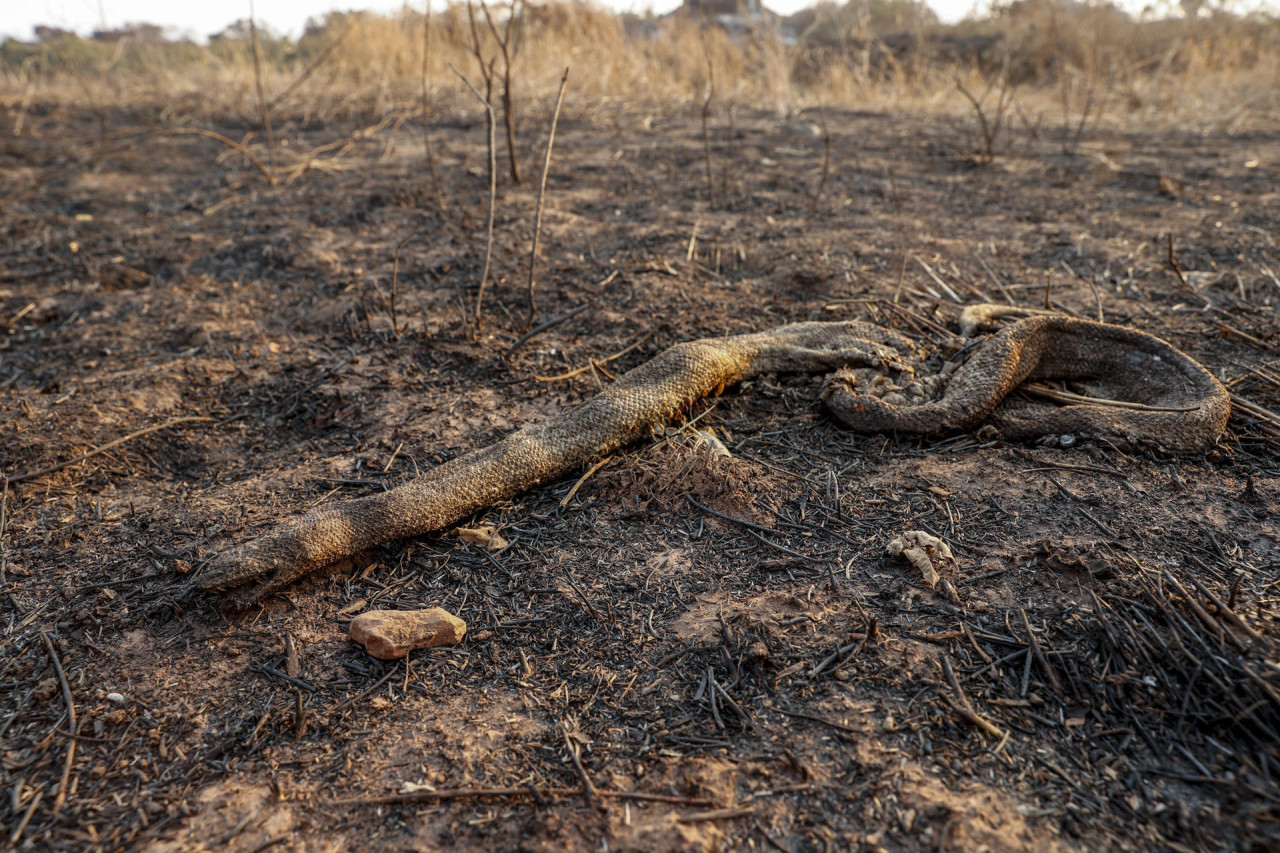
1;99;1279;852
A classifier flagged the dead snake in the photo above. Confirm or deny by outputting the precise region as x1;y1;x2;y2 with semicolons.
198;312;1228;605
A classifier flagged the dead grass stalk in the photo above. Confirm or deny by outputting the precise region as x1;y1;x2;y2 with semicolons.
452;63;498;333
526;66;569;326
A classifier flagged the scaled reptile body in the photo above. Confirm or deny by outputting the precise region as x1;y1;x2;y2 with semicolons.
198;313;1229;605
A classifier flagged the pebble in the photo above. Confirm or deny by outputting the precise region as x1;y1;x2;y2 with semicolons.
349;608;468;660
106;692;125;703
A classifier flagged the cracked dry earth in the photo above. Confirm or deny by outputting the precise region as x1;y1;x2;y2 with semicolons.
1;100;1279;852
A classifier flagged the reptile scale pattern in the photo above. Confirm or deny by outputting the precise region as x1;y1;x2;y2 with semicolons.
198;314;1228;606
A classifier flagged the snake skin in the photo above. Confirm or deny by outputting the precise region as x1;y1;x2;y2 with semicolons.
199;320;920;605
199;313;1228;606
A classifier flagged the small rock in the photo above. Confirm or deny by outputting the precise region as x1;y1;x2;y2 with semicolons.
105;692;126;703
349;608;467;660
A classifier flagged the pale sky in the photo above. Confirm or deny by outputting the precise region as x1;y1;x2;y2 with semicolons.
3;0;989;41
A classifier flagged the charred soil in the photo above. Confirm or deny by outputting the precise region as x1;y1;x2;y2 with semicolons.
2;101;1279;852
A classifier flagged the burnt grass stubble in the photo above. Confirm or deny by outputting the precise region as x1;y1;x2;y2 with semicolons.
1;101;1278;851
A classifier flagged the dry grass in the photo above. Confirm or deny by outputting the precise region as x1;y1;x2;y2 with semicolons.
2;0;1277;132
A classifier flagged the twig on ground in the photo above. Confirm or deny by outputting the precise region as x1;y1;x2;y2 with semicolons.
107;128;275;184
910;253;963;303
808;635;869;680
3;417;214;486
273;113;401;182
525;67;569;326
561;456;612;508
563;725;603;809
41;631;77;811
504;303;588;358
330;667;398;715
679;808;755;823
1218;323;1280;355
1229;392;1280;436
0;478;8;586
775;708;860;734
975;255;1018;305
686;494;776;537
1019;608;1064;697
941;656;1006;739
1022;383;1199;413
1159;568;1228;644
534;330;654;382
1186;573;1264;643
330;786;712;807
8;788;42;846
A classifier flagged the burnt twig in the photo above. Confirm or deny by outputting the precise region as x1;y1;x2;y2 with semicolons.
526;67;569;326
562;725;603;810
451;64;498;333
941;655;1005;739
4;416;215;486
41;631;77;811
330;786;713;807
504;303;588;359
1019;607;1065;697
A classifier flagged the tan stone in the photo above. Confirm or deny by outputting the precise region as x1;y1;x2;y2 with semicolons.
348;608;467;660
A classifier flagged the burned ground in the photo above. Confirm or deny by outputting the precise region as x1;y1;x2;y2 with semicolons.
1;100;1278;851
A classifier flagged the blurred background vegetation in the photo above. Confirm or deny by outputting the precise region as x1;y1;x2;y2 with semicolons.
1;0;1276;128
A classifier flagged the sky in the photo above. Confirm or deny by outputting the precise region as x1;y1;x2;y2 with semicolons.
3;0;989;42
